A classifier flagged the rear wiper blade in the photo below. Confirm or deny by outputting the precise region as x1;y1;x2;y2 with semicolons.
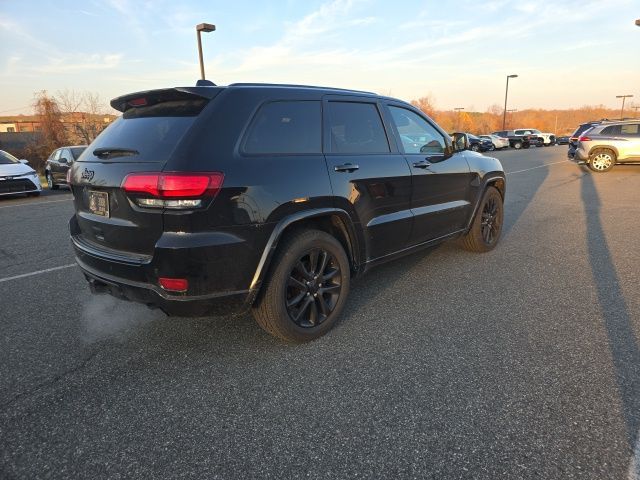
93;147;139;159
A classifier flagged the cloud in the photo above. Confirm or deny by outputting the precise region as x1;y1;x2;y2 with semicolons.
35;54;124;73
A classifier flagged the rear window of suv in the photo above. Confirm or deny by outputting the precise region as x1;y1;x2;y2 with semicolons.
243;101;321;154
80;99;206;163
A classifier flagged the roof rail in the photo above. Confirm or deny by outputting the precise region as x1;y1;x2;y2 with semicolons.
228;82;376;95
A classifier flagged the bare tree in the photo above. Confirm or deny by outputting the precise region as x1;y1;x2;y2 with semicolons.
32;90;67;168
55;89;109;144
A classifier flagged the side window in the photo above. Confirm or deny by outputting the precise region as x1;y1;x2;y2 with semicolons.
59;149;70;162
244;101;321;154
620;124;639;136
601;125;621;135
388;106;446;155
327;101;390;154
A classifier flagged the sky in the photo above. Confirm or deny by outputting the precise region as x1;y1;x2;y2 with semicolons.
0;0;639;115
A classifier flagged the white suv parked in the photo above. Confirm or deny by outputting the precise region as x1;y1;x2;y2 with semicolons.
514;129;555;146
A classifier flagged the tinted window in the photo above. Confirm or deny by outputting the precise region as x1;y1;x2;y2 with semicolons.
601;125;621;135
328;102;389;154
244;101;321;154
0;150;19;165
572;123;596;137
389;106;445;155
59;149;71;162
70;147;86;160
620;124;640;136
81;116;197;163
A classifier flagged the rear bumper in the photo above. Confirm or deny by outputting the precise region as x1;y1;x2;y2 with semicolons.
69;215;266;316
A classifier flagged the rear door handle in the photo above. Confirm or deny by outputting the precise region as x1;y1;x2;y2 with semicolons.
412;160;431;169
334;163;359;173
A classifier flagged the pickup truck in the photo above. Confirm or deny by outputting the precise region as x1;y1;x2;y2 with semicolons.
513;128;555;146
492;129;541;149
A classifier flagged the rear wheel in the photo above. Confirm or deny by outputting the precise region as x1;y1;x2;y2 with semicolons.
252;229;350;343
513;141;522;150
460;186;504;253
46;172;58;190
588;149;616;173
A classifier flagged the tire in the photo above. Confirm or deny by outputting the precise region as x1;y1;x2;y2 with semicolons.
588;148;616;173
46;172;58;190
471;144;480;152
523;143;530;149
513;141;522;150
460;186;504;253
252;229;351;343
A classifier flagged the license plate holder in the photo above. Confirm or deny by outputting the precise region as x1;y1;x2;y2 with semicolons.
88;190;109;217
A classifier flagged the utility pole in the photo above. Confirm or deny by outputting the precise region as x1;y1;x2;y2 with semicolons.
196;23;216;80
506;109;517;129
454;107;464;130
616;94;633;119
502;74;518;129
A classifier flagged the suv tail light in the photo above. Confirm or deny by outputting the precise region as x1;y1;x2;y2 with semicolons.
578;136;591;142
122;172;224;209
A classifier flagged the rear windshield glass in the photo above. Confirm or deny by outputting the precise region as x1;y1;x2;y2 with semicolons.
572;124;595;137
79;98;207;163
0;150;20;164
81;115;197;163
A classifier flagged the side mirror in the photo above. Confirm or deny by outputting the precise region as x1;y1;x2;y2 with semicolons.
19;159;29;164
452;132;468;151
59;157;69;164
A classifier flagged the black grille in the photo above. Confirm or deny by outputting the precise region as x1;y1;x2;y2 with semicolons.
0;178;37;194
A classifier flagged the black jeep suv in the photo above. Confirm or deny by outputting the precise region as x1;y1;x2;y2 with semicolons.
69;83;506;342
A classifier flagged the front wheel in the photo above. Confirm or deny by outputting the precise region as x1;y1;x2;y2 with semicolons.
513;141;522;150
471;144;480;152
252;229;350;343
460;186;504;253
46;172;58;190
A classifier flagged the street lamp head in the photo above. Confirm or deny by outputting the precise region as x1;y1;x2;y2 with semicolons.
508;74;518;78
635;19;640;26
197;23;216;32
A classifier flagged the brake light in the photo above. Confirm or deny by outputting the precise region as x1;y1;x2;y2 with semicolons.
578;136;591;142
128;97;148;107
159;277;188;292
122;172;224;209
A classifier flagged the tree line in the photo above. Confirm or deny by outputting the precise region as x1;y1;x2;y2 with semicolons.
410;95;636;135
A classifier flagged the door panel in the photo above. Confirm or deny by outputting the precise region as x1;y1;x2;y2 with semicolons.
385;104;473;245
323;97;412;260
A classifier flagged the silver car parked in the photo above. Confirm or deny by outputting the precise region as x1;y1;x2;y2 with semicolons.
573;120;640;172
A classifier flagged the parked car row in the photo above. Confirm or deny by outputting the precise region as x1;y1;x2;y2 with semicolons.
567;119;640;172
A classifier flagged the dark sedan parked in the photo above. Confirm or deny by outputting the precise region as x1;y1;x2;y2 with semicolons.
468;134;493;152
555;136;569;145
45;145;87;190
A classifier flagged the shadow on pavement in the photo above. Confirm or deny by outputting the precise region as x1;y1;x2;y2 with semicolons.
581;171;640;457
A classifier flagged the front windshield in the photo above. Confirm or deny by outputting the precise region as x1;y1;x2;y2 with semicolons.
0;150;20;165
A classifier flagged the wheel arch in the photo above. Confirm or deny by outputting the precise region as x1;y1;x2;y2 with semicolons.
248;208;363;298
588;144;619;159
464;173;506;232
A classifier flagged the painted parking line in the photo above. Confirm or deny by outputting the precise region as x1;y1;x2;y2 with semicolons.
0;263;77;284
506;160;568;175
0;197;72;209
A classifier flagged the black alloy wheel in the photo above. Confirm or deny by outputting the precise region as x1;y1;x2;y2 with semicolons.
285;249;342;328
480;195;500;245
460;186;503;253
252;229;350;343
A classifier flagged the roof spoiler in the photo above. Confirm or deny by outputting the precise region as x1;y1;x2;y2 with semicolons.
110;86;221;113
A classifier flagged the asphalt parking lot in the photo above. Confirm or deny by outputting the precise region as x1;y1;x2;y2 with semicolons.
1;147;639;479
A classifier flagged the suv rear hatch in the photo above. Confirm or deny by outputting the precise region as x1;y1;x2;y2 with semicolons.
70;87;222;258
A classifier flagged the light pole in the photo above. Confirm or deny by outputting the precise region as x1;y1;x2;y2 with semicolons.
196;23;216;80
454;107;464;130
502;74;518;129
616;94;633;119
506;109;517;129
